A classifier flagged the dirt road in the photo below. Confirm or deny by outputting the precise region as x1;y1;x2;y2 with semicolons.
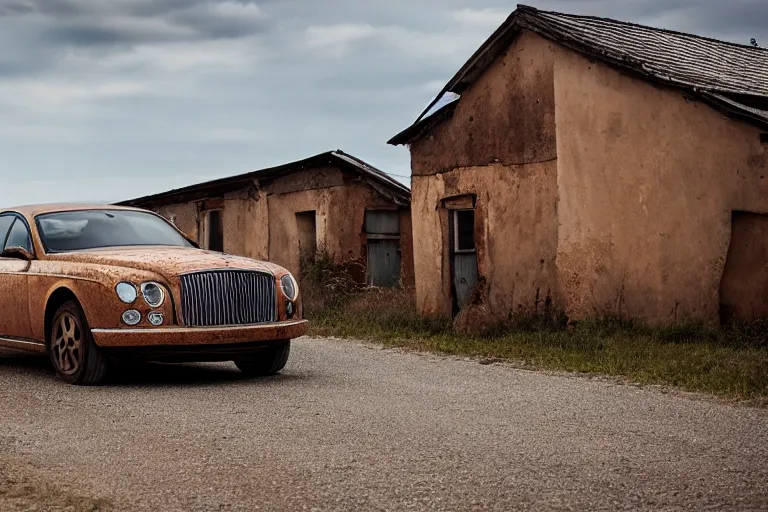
0;337;766;511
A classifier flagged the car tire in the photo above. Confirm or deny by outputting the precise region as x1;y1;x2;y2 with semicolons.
48;300;108;385
234;341;290;376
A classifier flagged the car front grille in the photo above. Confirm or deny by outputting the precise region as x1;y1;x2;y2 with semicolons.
179;270;277;327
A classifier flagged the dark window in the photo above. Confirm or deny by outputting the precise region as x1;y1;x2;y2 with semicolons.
0;215;14;248
207;210;224;252
760;133;768;144
5;219;32;253
454;209;475;252
36;210;192;253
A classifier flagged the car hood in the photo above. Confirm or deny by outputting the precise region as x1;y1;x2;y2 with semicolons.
47;246;285;279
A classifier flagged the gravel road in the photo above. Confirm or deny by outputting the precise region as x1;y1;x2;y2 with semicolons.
0;337;766;511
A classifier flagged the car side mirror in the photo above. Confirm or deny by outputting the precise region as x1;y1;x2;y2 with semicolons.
0;246;34;261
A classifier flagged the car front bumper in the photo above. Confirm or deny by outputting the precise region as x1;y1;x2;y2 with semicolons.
91;319;309;348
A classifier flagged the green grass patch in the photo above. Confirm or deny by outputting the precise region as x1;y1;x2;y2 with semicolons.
304;284;768;402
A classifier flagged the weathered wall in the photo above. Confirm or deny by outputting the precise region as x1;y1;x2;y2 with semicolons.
720;212;768;322
222;190;268;259
399;209;415;287
267;188;332;276
267;178;415;285
411;31;557;176
151;189;269;259
554;49;768;324
409;30;559;318
147;167;414;286
154;203;198;241
411;164;559;318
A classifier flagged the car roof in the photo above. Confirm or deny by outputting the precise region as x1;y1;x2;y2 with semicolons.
1;203;147;217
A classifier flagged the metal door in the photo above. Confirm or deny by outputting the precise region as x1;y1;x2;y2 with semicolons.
367;240;401;287
450;209;478;312
452;253;478;310
365;211;401;287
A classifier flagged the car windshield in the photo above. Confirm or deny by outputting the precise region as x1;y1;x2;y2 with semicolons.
36;210;193;252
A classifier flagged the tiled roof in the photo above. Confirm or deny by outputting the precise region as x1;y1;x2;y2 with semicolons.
389;5;768;145
528;7;768;98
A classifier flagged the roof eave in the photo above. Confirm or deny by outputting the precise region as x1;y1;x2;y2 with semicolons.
388;101;459;146
389;6;538;145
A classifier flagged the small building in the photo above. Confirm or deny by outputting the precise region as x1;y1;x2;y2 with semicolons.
389;5;768;325
118;150;414;287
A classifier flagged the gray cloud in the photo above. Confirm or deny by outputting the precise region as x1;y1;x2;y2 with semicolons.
0;0;765;206
4;0;269;47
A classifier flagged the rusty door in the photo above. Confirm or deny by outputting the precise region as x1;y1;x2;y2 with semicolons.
365;211;401;287
450;209;478;313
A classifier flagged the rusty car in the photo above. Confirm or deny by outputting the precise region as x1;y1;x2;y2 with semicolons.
0;204;308;385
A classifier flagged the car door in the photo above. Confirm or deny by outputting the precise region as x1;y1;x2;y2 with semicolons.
0;214;34;341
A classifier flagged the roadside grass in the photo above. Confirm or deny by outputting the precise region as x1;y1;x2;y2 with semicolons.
304;284;768;402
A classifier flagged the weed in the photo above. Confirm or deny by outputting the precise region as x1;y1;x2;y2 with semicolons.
303;281;768;401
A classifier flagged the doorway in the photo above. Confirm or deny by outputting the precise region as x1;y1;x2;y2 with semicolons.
365;210;401;287
449;208;478;315
205;209;223;252
719;211;768;323
296;211;317;266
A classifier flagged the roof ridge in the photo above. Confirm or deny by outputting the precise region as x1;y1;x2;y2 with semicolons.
520;4;768;53
331;150;411;193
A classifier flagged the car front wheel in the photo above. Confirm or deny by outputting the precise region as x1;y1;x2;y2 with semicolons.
49;300;108;385
234;341;290;376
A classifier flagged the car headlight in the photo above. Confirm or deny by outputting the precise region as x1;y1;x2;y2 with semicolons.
141;282;165;307
147;312;164;326
116;282;138;304
122;310;141;326
280;274;298;301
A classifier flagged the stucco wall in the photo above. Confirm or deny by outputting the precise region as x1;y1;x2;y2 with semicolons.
408;30;559;318
411;163;559;318
154;203;198;241
411;31;557;176
267;188;332;276
554;49;768;323
151;189;269;259
268;181;415;285
147;167;414;286
399;209;415;287
223;191;268;259
720;212;768;321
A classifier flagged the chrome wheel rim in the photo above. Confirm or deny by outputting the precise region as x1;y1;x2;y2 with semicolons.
53;312;82;375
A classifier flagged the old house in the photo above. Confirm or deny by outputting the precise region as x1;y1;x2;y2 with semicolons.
389;5;768;325
118;150;414;287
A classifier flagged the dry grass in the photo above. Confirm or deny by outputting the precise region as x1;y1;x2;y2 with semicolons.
304;281;768;402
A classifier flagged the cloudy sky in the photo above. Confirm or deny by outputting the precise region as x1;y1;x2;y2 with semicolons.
0;0;765;207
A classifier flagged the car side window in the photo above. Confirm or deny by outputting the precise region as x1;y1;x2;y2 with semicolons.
0;215;14;249
4;218;33;253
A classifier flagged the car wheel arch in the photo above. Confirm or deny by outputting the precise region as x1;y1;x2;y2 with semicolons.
44;288;82;344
